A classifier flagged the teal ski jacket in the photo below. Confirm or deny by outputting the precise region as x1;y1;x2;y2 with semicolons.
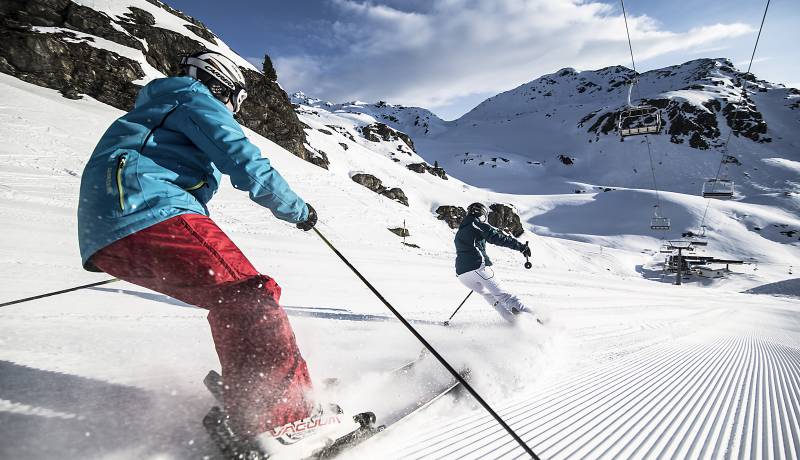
78;76;308;269
454;215;525;275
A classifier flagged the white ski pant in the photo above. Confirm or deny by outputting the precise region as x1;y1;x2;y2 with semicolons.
457;265;531;322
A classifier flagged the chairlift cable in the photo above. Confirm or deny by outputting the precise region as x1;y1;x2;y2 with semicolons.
620;0;666;232
698;0;770;233
620;0;637;73
643;136;660;207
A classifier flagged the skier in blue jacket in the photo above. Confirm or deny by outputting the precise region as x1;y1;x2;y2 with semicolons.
455;203;537;322
78;51;358;457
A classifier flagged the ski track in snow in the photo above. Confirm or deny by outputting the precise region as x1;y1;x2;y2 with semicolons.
378;309;800;460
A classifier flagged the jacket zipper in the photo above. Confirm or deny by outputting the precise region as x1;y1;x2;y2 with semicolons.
116;156;127;211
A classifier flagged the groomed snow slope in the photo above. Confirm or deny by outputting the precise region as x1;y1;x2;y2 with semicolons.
1;74;799;460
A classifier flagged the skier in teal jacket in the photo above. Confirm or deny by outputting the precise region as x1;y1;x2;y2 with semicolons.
77;65;307;266
78;51;358;457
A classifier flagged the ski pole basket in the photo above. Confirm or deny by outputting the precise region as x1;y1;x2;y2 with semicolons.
701;179;734;199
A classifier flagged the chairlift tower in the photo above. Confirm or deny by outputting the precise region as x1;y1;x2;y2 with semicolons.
667;240;693;285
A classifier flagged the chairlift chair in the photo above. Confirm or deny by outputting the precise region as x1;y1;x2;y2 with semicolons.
619;106;662;136
650;216;671;231
649;204;670;231
702;179;734;199
618;80;662;137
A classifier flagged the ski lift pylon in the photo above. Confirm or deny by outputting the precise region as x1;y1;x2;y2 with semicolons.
702;179;734;199
618;79;662;137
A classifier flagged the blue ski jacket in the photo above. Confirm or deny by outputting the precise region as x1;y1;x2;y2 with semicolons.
78;76;308;269
454;215;525;275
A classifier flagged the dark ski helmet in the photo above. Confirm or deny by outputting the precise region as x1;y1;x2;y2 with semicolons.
467;202;488;219
180;50;248;114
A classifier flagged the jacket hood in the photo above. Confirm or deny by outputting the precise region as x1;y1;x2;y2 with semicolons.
135;76;210;107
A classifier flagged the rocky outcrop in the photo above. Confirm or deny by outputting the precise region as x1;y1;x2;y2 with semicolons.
558;154;574;165
434;203;522;235
239;57;325;168
381;187;409;206
388;227;410;237
435;205;466;229
0;0;320;167
0;25;144;106
360;122;416;153
488;204;524;237
351;173;409;206
406;162;448;180
722;93;769;143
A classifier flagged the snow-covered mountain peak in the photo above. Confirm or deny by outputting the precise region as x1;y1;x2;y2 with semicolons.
293;93;449;138
459;58;755;124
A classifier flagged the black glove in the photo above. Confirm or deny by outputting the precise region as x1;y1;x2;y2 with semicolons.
296;203;317;231
521;242;531;258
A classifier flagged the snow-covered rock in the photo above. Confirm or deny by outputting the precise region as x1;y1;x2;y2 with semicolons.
0;0;315;165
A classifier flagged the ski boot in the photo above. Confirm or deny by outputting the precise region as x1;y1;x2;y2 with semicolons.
203;371;381;459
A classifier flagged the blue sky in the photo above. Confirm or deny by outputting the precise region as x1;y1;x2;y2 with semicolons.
166;0;798;120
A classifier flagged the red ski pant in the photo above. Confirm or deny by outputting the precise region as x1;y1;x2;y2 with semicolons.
91;213;313;436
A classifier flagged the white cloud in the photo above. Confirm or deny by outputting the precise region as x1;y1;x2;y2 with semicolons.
274;0;753;111
733;56;771;68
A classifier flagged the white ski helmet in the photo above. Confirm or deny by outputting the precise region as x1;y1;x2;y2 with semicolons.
467;202;488;221
180;50;248;113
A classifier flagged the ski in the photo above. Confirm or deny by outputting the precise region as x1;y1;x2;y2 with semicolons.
203;362;468;459
203;404;382;460
376;369;467;427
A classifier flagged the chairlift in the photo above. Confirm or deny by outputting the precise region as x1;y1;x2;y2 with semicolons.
659;244;673;254
667;240;693;250
649;204;670;231
618;80;662;137
650;216;671;231
702;179;734;199
619;106;662;136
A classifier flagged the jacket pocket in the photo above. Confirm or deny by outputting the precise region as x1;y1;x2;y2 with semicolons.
115;154;128;211
106;149;140;217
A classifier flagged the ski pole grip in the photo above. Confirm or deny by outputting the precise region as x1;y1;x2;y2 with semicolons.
524;241;532;269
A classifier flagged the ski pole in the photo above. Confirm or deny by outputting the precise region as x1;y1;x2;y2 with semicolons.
443;290;473;326
0;278;119;308
312;227;539;459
